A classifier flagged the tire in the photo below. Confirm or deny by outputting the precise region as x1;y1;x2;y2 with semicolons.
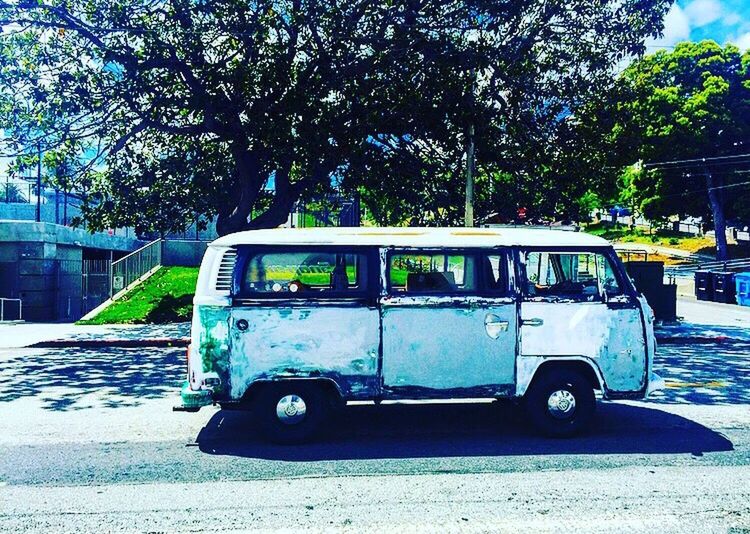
256;382;329;444
524;369;596;438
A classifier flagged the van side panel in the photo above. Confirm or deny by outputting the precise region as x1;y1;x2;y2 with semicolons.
229;305;380;400
520;301;647;393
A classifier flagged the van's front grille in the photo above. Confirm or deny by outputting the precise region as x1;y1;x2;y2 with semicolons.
214;249;237;292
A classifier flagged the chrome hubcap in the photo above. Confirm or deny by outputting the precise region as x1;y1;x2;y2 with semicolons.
276;394;307;425
547;389;577;420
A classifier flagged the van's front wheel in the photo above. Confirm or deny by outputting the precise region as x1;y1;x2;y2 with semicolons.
524;370;595;438
257;383;328;444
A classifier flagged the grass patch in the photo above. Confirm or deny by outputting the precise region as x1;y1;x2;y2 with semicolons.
584;222;715;254
77;266;199;325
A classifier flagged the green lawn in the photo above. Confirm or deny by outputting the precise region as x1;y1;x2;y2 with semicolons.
584;222;716;254
78;266;199;325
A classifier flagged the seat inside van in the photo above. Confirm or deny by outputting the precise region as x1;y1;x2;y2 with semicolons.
406;271;456;292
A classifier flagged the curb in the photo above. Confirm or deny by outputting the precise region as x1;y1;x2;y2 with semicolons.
28;337;190;349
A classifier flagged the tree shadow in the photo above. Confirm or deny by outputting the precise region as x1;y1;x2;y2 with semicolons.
196;401;733;461
0;346;185;410
144;294;194;323
653;341;750;404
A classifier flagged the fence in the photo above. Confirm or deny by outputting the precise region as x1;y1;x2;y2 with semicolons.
665;257;750;278
82;259;112;315
110;238;162;298
0;298;22;321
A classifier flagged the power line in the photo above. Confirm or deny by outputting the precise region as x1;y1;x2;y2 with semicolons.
652;176;750;200
643;151;750;168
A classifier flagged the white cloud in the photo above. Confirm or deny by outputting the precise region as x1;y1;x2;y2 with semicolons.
646;4;691;48
731;32;750;51
722;12;742;27
685;0;722;28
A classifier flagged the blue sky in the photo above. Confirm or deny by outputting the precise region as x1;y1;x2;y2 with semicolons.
648;0;750;50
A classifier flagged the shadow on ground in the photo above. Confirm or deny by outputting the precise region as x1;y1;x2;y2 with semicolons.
196;401;733;461
0;346;184;410
654;341;750;404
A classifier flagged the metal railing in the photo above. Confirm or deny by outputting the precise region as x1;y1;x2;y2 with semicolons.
110;238;163;298
615;248;650;262
665;257;750;277
0;297;22;321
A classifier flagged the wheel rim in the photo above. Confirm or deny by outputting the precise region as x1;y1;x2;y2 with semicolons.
275;394;307;425
547;389;577;420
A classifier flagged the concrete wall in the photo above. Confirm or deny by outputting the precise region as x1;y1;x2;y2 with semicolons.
0;221;143;321
162;240;208;267
0;240;83;321
0;221;143;252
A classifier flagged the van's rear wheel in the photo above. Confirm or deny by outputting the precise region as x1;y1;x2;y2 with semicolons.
524;369;595;438
257;383;328;444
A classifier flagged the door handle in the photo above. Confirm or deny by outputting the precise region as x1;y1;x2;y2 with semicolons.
521;318;544;327
484;314;509;339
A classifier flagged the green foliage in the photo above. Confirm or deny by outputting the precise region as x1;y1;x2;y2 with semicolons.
598;41;750;222
576;191;602;223
78;266;198;324
0;0;671;232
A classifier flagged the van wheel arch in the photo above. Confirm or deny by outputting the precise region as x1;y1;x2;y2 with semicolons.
527;360;603;393
522;362;599;437
242;378;344;409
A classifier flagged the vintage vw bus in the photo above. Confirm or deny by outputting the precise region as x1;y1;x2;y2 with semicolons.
177;227;664;441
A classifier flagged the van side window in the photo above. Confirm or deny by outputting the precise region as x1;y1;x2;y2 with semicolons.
389;253;477;294
482;254;509;293
523;251;622;300
242;249;367;295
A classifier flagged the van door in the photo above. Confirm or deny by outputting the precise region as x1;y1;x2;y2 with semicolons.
381;250;517;398
229;246;380;400
518;249;647;394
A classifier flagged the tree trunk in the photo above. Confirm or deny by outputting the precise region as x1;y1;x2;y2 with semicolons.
706;170;728;261
215;146;264;236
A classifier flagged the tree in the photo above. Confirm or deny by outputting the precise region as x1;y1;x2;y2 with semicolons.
0;0;672;235
345;0;672;227
596;40;750;259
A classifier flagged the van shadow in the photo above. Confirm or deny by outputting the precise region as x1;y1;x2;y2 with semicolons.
196;401;733;460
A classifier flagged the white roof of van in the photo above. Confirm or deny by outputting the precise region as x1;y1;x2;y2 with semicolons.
211;227;610;248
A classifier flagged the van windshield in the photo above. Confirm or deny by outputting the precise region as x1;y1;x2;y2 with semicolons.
242;250;366;295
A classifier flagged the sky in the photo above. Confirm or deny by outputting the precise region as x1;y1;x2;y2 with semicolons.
648;0;750;50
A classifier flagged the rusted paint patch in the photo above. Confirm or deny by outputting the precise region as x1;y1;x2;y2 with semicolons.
190;304;232;396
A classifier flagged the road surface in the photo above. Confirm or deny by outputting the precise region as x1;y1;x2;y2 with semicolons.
0;336;749;531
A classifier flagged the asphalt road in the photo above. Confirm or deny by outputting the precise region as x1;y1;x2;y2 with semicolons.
1;340;749;532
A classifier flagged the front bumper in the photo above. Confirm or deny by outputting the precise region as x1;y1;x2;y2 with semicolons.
645;372;665;397
173;381;213;412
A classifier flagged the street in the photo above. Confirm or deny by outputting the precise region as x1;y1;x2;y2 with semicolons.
1;308;749;532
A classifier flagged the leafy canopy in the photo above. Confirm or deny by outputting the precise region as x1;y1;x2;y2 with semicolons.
602;40;750;222
0;0;671;233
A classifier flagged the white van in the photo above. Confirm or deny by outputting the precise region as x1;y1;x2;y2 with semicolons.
177;227;664;441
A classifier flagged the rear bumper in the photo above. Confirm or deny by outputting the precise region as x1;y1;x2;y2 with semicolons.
173;381;213;412
645;372;665;397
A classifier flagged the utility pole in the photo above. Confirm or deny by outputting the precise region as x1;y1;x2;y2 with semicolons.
464;123;475;227
705;165;728;261
35;142;42;223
